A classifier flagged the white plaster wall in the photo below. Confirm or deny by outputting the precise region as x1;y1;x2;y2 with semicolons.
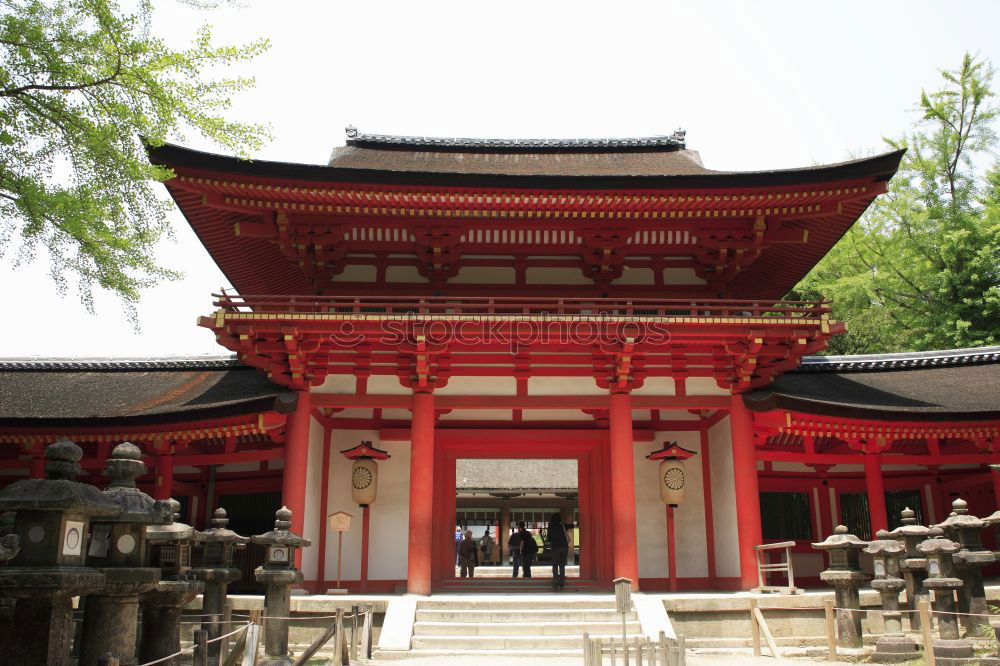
527;377;605;395
323;430;412;582
663;267;706;285
685;378;730;396
385;266;429;283
525;267;590;285
631;377;676;396
300;415;325;581
436;376;516;396
612;267;655;285
365;376;412;395
313;374;356;394
439;409;513;421
708;416;740;579
452;266;515;284
521;410;592;421
334;265;376;282
633;431;708;580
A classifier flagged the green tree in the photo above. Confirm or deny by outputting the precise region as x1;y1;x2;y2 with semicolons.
0;0;269;316
793;54;1000;354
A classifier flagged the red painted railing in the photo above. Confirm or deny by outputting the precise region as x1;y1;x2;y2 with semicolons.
212;293;832;320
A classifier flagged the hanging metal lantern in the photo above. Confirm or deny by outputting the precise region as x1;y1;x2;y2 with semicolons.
340;441;391;506
646;442;697;506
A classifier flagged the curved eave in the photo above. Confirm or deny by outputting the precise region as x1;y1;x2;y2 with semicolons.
147;142;904;191
0;393;297;430
743;391;1000;423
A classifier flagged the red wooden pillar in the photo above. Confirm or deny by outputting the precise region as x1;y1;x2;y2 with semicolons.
282;390;312;565
608;391;640;589
699;426;717;586
29;453;45;479
360;505;371;593
990;465;1000;507
729;394;763;590
154;451;174;501
665;505;677;592
407;389;435;595
864;453;888;535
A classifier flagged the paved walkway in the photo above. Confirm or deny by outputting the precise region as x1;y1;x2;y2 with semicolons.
363;654;813;665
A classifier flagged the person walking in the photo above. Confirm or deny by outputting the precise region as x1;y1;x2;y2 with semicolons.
547;513;569;590
454;526;463;566
458;530;479;578
519;522;538;578
480;530;495;566
508;525;523;578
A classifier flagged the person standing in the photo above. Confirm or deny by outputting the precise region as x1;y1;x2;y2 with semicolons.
547;513;569;590
519;522;538;578
454;526;463;566
480;529;495;566
458;530;479;578
508;525;523;578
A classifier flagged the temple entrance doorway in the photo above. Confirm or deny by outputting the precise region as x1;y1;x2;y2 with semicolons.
431;432;615;592
454;459;581;581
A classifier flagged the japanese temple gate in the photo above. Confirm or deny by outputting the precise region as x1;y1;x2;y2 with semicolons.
2;131;998;593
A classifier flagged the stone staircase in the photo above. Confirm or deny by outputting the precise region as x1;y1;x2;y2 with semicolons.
381;596;641;658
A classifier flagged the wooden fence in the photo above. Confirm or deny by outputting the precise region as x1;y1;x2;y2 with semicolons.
582;630;685;666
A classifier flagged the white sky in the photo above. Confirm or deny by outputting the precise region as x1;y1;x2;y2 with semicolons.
3;0;999;357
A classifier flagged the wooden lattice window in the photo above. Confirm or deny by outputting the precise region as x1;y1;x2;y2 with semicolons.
759;492;813;541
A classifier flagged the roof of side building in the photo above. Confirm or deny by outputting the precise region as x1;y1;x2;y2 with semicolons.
746;346;1000;421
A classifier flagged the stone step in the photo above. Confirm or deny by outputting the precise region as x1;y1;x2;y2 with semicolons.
376;648;584;660
417;598;619;611
413;620;640;636
415;608;637;623
410;633;635;650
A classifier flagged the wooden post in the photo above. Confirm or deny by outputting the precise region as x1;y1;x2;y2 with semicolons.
753;605;781;657
193;629;208;666
243;609;263;666
919;599;935;665
583;632;591;666
350;604;359;662
666;504;677;593
749;598;761;657
824;598;837;661
360;605;373;659
336;531;343;589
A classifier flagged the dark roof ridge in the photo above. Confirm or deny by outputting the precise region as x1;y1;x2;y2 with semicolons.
798;345;1000;372
344;127;687;153
0;354;242;371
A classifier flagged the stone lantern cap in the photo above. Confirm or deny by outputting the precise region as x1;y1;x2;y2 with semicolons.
195;508;249;544
340;441;390;460
865;529;904;556
102;443;171;524
888;507;929;538
917;527;961;556
982;508;1000;525
147;499;195;544
935;499;985;531
251;507;311;548
0;439;118;517
812;525;868;551
645;442;697;461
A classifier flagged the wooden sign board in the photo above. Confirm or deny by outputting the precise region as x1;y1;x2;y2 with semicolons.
328;511;353;532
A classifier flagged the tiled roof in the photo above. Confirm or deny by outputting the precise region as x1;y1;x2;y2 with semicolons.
798;346;1000;372
345;128;687;152
0;355;240;371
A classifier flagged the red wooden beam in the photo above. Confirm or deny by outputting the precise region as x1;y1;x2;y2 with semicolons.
173;448;284;466
311;393;730;411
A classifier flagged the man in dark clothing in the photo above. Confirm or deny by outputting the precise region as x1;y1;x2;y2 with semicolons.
519;523;538;578
547;513;570;590
508;525;523;578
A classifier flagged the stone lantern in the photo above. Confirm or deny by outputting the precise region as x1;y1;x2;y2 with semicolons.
0;439;119;666
252;507;311;666
138;498;205;666
936;498;994;634
341;441;390;506
645;442;697;506
918;526;975;663
888;507;929;631
812;525;869;648
193;507;249;663
864;529;919;662
81;442;171;666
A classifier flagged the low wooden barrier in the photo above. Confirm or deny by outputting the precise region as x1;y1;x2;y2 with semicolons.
582;630;685;666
